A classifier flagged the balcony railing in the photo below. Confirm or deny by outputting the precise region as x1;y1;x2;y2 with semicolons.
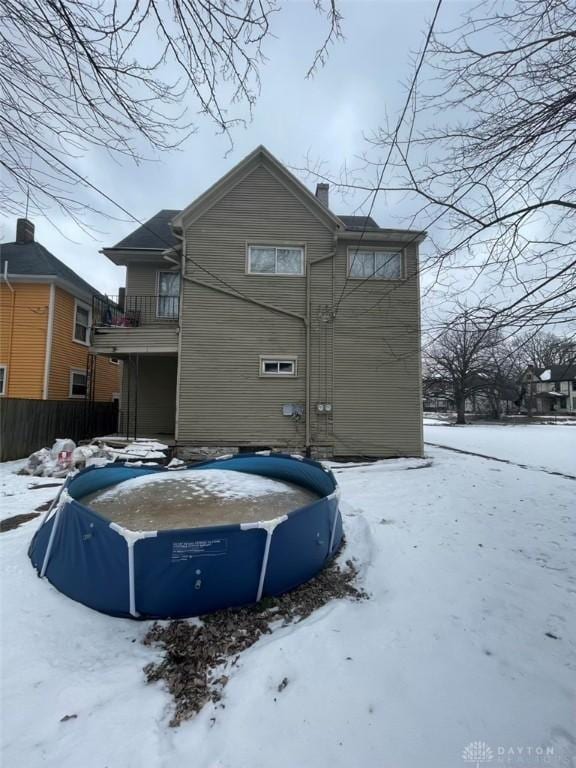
92;294;179;328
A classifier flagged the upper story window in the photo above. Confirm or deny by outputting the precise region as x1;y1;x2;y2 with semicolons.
74;301;91;344
248;245;304;276
0;365;6;396
157;271;180;318
348;248;403;280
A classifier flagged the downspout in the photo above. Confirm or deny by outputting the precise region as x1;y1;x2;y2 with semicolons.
306;240;338;456
2;259;15;395
171;231;185;450
42;283;55;399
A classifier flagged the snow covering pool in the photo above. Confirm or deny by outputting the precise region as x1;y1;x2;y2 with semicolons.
80;469;320;530
28;454;342;619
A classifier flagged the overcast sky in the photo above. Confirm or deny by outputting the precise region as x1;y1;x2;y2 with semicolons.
1;0;471;299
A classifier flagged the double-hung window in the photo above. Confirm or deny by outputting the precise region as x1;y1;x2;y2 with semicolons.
69;369;87;398
348;249;403;280
157;271;180;318
74;301;91;344
248;245;304;275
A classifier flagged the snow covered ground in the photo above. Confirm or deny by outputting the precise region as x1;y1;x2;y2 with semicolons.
1;426;575;768
425;422;576;477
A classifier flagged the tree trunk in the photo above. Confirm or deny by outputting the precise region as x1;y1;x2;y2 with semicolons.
455;395;466;424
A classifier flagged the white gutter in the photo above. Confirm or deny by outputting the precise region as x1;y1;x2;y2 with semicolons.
42;283;55;399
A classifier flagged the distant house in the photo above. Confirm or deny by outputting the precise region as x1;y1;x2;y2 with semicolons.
522;364;576;414
90;145;427;458
423;374;519;416
0;219;121;403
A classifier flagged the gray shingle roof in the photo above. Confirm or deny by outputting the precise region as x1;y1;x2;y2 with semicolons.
111;210;180;250
108;210;384;250
0;241;104;298
535;365;576;382
337;215;380;231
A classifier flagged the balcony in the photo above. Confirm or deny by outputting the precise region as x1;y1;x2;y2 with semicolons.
91;295;179;355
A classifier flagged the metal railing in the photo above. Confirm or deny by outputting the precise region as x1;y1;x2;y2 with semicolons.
92;294;179;327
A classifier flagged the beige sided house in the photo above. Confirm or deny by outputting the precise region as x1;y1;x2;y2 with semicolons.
92;146;426;459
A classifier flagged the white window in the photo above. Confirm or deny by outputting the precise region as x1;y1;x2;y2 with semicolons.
248;246;304;275
73;301;91;344
157;271;180;318
0;365;6;395
69;369;87;398
260;357;298;377
348;249;403;280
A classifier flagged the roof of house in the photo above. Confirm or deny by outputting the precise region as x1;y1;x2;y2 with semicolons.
337;215;380;231
0;240;104;299
535;365;576;382
108;210;384;250
112;209;181;250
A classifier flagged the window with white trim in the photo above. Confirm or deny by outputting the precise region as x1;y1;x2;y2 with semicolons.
69;369;87;398
0;365;6;395
74;301;91;344
260;357;298;377
248;246;304;275
157;271;179;318
348;249;402;279
109;357;120;365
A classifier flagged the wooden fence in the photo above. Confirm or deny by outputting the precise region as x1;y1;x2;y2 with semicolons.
0;399;119;461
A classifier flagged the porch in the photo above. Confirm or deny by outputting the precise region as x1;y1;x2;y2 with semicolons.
91;294;179;355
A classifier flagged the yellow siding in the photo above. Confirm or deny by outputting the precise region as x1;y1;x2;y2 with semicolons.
48;287;121;401
0;283;49;398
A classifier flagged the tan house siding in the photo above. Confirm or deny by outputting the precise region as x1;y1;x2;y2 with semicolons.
126;261;167;297
47;287;120;401
176;162;423;456
331;241;423;457
0;283;49;398
176;161;335;448
122;355;177;434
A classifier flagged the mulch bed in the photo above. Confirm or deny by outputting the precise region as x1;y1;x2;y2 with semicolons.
143;549;367;726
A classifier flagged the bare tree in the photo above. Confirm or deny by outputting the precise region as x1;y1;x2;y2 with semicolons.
393;0;576;329
0;0;342;226
425;307;502;423
510;331;575;370
303;0;576;329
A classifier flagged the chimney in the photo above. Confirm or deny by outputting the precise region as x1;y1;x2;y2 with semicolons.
315;183;329;208
16;218;35;244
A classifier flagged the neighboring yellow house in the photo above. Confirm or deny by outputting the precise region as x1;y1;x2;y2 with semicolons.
0;218;121;402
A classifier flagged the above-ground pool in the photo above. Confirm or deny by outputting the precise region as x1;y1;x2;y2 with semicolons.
28;454;343;619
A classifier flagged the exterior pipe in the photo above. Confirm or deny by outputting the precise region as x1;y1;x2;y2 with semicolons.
306;244;338;456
